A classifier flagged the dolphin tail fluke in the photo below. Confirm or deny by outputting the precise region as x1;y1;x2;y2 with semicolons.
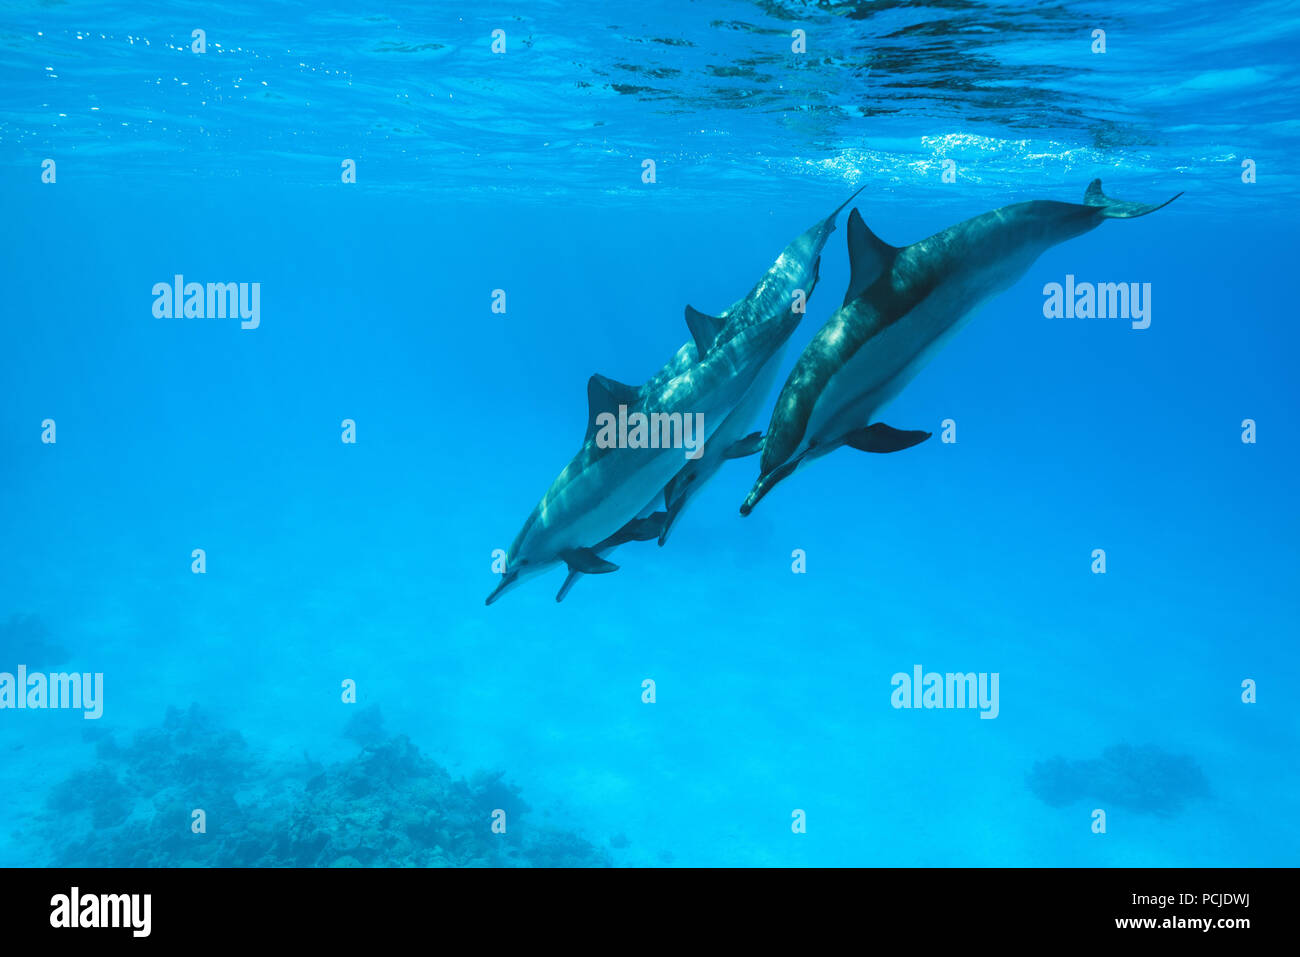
1083;179;1182;219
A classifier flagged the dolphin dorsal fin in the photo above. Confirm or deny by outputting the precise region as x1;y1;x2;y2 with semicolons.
1083;178;1182;219
585;373;639;441
684;305;725;357
843;208;897;305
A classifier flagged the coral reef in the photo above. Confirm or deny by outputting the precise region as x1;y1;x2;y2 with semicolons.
30;704;609;867
1027;743;1211;817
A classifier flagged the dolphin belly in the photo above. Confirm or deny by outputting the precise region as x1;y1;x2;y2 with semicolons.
804;279;1005;451
532;448;695;556
491;188;869;601
553;353;788;600
692;348;786;476
513;325;790;576
662;346;787;523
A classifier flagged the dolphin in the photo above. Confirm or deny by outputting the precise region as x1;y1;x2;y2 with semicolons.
740;179;1181;514
552;411;762;603
489;188;865;605
551;188;870;601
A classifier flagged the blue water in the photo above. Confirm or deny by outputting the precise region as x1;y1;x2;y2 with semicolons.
1;1;1297;867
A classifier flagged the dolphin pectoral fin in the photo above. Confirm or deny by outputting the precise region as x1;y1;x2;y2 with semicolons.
555;569;582;603
684;305;726;357
605;512;667;547
585;374;640;442
844;423;932;453
1083;179;1182;219
659;471;697;545
555;515;666;604
558;548;619;575
658;495;687;546
843;208;898;305
723;431;764;460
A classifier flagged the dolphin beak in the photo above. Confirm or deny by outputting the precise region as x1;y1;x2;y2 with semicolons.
830;183;870;221
484;571;518;606
807;184;869;252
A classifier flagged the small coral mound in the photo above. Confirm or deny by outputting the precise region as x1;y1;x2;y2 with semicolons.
1027;743;1210;817
29;704;609;867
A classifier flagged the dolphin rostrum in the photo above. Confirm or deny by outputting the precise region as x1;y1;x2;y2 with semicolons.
489;188;865;605
740;179;1180;515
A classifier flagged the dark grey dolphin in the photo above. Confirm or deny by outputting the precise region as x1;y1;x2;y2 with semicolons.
740;179;1180;514
551;188;870;601
488;188;865;605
